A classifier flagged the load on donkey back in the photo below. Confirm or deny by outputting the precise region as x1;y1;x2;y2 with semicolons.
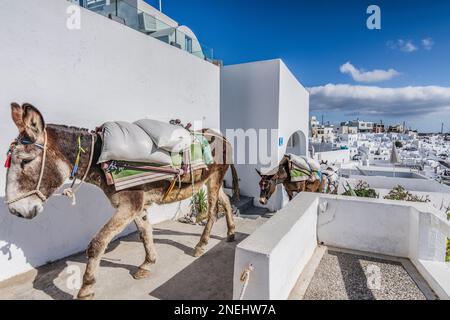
4;103;239;300
256;154;339;204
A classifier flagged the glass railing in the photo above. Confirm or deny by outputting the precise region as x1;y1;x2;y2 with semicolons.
72;0;214;61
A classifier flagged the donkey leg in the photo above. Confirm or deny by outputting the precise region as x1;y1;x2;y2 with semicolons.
218;187;236;242
77;192;144;300
132;214;157;280
193;174;221;257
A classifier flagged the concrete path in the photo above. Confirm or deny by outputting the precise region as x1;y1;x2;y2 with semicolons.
0;217;267;300
301;249;437;300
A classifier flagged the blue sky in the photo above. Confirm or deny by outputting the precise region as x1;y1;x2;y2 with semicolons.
145;0;450;132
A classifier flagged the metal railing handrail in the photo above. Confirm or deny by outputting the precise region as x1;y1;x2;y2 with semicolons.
71;0;214;62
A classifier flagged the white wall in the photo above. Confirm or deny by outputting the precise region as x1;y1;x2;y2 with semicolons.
0;0;219;281
234;193;450;300
221;60;309;211
234;193;319;300
221;60;280;210
314;149;350;164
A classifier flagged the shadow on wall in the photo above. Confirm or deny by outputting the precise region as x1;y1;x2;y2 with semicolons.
0;184;134;282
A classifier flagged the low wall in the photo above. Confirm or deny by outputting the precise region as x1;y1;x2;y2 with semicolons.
233;193;319;300
314;149;350;165
343;175;449;193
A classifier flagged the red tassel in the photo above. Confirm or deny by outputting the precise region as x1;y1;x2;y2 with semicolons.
4;154;11;168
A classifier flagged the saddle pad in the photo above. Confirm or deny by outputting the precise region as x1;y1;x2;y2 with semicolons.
290;168;310;182
109;141;208;191
112;161;207;191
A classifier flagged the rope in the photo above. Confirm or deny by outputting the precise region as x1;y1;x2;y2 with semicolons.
239;264;254;300
60;134;95;205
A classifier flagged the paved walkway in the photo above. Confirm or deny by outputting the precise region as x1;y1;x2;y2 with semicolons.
0;217;267;300
302;249;437;300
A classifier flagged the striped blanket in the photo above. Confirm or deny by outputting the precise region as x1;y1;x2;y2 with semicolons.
287;154;322;182
106;140;210;191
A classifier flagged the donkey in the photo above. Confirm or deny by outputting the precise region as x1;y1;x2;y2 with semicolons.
319;160;340;195
256;155;324;205
5;103;239;300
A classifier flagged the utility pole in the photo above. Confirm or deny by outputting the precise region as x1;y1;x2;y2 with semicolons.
441;122;444;135
159;0;163;12
321;115;324;126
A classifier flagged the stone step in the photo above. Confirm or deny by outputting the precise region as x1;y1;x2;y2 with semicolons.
231;195;254;213
238;206;272;220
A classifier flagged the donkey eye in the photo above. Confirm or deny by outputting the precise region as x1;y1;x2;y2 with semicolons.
20;158;33;169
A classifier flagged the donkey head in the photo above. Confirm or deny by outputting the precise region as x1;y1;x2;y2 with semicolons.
5;103;70;219
256;168;284;205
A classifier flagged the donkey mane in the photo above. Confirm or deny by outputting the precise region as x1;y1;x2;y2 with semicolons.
46;124;91;134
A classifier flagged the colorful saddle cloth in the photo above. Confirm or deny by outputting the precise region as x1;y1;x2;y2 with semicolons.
286;154;322;182
106;141;210;191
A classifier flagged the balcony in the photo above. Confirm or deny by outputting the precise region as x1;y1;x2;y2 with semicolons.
73;0;215;62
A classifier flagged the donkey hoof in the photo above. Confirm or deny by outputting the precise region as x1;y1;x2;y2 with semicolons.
133;268;151;280
77;291;95;300
193;246;205;257
227;234;235;242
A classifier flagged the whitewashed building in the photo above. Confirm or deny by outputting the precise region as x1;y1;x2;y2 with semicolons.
221;59;310;211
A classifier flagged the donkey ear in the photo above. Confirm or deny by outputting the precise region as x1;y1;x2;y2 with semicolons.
11;102;25;133
255;169;263;177
21;103;45;141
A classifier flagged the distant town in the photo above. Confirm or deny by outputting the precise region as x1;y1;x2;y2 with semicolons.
309;116;450;185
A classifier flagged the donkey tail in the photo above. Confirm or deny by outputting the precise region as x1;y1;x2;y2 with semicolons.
230;164;240;200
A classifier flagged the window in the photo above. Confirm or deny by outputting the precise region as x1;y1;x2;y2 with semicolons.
185;36;193;53
287;134;297;148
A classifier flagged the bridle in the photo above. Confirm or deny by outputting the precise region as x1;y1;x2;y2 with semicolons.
6;130;49;205
5;128;96;206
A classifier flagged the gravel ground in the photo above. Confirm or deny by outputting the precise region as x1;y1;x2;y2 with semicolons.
303;250;430;300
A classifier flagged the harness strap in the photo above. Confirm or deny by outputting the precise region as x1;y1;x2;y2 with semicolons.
6;130;48;205
61;134;95;205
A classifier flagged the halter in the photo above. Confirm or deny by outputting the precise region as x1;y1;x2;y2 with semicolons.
5;129;96;206
6;130;49;205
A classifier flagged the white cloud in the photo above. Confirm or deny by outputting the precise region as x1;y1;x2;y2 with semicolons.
340;62;400;83
387;39;418;53
308;84;450;117
422;38;434;50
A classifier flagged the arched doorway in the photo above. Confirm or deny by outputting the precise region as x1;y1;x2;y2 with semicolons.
286;130;306;156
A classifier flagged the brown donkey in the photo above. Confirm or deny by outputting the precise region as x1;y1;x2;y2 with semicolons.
5;103;239;300
256;156;324;205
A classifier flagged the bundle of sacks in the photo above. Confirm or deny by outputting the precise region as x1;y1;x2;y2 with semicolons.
99;119;193;164
97;119;213;190
287;154;322;182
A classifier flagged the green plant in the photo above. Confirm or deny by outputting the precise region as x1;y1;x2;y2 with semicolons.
342;181;379;199
191;189;208;223
383;185;430;203
395;140;403;148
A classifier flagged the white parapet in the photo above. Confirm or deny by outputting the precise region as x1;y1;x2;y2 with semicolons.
233;193;319;300
234;192;450;300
